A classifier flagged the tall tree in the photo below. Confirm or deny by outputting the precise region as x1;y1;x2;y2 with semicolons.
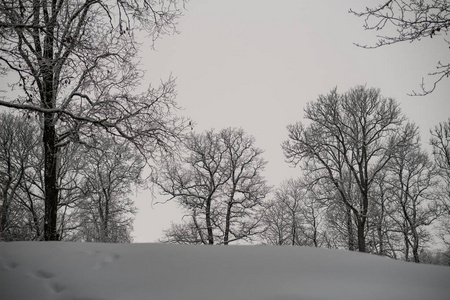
350;0;450;95
283;86;404;252
156;130;229;245
155;128;270;245
0;0;187;240
219;128;269;245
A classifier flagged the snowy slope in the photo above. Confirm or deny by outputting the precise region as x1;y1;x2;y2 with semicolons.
1;242;449;300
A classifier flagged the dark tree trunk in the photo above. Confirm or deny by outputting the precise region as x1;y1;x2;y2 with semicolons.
312;208;318;247
404;232;410;261
346;206;355;251
377;200;385;255
1;183;11;238
205;196;214;245
412;245;420;263
43;112;59;241
412;229;420;263
356;215;366;252
0;197;10;238
42;11;59;241
224;201;233;245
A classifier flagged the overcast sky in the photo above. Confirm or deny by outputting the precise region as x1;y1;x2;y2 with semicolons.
132;0;449;243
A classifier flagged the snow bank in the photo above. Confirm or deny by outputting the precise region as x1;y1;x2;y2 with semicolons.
1;242;449;300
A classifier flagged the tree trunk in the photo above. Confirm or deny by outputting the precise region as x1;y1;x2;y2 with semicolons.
347;206;355;251
205;196;214;245
224;201;232;245
356;215;366;252
43;115;59;241
412;229;420;263
192;210;206;244
1;181;11;238
412;244;420;263
42;6;59;241
105;199;110;242
377;199;385;255
0;195;9;238
312;208;318;247
377;223;383;255
404;233;410;261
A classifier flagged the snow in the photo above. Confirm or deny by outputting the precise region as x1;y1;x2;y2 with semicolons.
1;242;449;300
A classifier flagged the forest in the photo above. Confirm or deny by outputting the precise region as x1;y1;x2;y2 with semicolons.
1;0;449;266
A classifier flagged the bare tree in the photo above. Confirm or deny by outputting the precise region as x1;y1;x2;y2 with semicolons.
283;86;404;252
218;128;270;244
350;0;450;95
0;0;187;240
320;200;352;250
1;112;141;242
155;128;270;245
430;119;450;253
386;123;440;262
260;179;305;246
431;119;450;183
0;112;42;240
73;138;142;242
155;130;229;245
260;178;326;247
55;142;87;240
310;171;359;251
260;198;293;246
367;169;402;258
160;212;207;245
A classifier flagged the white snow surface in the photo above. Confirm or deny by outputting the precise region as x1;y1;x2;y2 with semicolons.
1;242;449;300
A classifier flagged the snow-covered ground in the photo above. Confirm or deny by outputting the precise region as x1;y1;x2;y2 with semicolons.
1;242;449;300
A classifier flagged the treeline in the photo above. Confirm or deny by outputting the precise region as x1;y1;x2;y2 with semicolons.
1;86;449;266
154;86;450;265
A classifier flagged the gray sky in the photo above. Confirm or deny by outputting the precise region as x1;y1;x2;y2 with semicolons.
133;0;449;243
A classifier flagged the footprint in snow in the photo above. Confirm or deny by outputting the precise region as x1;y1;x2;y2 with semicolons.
94;253;120;270
33;269;67;295
83;249;102;256
1;261;19;270
35;270;56;279
51;282;66;293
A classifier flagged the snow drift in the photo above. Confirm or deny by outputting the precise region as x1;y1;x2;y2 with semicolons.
1;242;449;300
